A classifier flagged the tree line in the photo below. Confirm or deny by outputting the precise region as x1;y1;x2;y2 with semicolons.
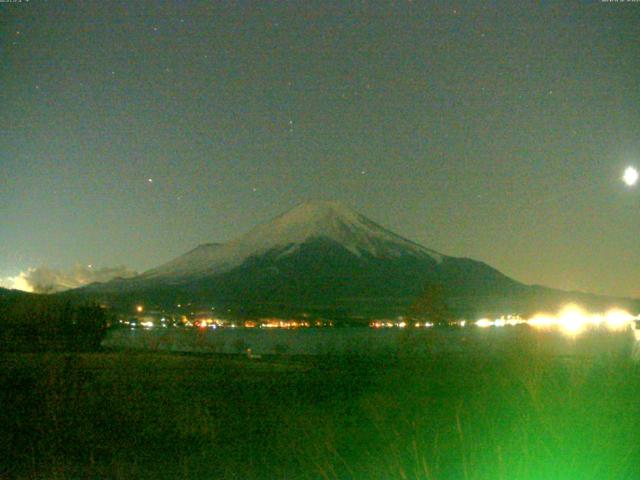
0;292;109;352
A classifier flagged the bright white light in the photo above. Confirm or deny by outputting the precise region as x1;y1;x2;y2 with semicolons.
527;304;635;337
604;309;634;331
557;304;587;336
623;166;638;187
528;314;555;329
476;319;493;328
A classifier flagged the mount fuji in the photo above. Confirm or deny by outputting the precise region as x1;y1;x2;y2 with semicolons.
142;201;444;281
75;201;638;320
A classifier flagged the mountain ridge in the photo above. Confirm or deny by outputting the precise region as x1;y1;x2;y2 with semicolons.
74;201;640;319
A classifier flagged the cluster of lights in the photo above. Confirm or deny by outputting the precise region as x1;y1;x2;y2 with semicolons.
190;318;226;329
370;320;434;328
475;305;638;337
527;305;637;336
475;315;525;328
186;318;329;329
121;316;176;330
261;319;312;328
129;304;637;337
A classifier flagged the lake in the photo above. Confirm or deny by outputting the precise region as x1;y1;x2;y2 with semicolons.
103;324;640;358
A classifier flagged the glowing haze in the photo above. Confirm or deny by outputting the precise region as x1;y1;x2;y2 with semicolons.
0;265;137;294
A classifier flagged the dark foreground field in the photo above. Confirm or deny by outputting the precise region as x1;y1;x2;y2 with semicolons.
3;337;640;479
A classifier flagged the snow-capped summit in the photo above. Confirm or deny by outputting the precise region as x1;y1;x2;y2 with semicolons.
231;200;442;261
143;201;442;280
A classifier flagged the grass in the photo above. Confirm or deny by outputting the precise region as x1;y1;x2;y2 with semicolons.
2;332;640;479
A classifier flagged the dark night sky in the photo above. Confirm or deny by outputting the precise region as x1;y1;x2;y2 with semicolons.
1;1;639;297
